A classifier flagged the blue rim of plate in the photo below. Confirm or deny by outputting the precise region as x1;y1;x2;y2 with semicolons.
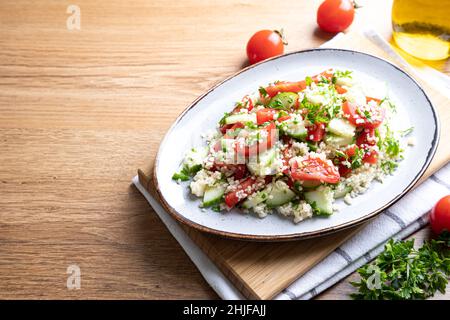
153;48;440;242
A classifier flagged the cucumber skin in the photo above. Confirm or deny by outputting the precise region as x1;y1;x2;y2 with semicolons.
266;181;296;208
242;190;269;209
304;187;334;216
224;113;256;125
325;134;353;147
202;185;225;207
327;118;356;138
334;185;352;199
269;92;298;110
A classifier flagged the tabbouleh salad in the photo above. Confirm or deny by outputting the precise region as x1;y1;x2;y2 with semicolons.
172;69;414;223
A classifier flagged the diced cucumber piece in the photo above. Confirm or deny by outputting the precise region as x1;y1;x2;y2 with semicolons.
304;186;334;216
183;147;208;172
247;148;279;176
224;113;256;125
242;188;270;209
327;118;356;138
266;180;296;208
334;184;352;199
202;184;225;207
268;92;299;110
324;134;353;147
279;114;307;140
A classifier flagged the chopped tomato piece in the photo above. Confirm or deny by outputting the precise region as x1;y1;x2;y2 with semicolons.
291;155;340;184
224;177;257;208
366;96;381;104
312;70;334;83
363;149;378;164
212;163;248;180
338;164;352;177
277;114;291;122
342;101;385;129
356;128;376;147
264;81;307;97
219;123;234;134
224;176;271;208
335;84;347;94
307;123;326;142
256;108;277;125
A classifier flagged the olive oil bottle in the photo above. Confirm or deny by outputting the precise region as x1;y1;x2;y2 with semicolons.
392;0;450;60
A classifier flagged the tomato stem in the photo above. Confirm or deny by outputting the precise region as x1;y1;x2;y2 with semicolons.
274;28;288;46
353;1;363;9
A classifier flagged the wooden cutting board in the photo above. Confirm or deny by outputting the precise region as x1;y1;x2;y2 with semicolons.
138;31;450;300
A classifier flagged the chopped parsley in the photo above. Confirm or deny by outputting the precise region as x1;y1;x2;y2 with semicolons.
301;97;329;124
332;70;352;84
219;112;230;126
305;76;313;86
400;126;414;137
351;238;450;300
377;126;403;159
258;86;268;97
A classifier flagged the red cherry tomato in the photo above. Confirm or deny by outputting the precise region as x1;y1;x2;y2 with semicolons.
356;128;377;147
307;123;326;142
224;177;258;208
363;149;378;164
291;155;340;184
246;30;285;65
342;101;385;129
317;0;355;33
264;81;307;98
256;108;277;125
430;195;450;235
335;84;347;94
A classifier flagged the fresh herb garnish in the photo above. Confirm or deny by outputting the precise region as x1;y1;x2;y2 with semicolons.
258;86;268;97
332;70;352;84
301;97;329;124
172;164;201;182
380;159;399;174
219;112;230;126
400;126;414;137
378;126;403;159
351;238;450;300
305;76;313;86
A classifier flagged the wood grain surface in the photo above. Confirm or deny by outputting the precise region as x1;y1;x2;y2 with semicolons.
0;0;448;299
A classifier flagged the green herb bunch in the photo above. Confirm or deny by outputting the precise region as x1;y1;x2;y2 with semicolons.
351;235;450;300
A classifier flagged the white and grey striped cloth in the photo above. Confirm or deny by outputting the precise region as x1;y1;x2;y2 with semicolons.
132;30;450;300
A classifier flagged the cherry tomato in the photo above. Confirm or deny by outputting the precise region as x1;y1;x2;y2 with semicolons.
335;84;347;94
338;164;352;177
224;177;258;208
224;176;271;208
312;70;334;83
363;149;378;164
356;128;377;147
256;108;277;125
264;81;307;97
212;163;248;180
342;101;385;129
317;0;355;33
366;96;381;104
291;155;340;184
430;195;450;235
307;123;326;142
246;30;285;65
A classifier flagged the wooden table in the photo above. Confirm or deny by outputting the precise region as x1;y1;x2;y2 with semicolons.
0;0;448;299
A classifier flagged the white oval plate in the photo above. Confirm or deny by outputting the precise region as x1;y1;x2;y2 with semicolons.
154;49;439;241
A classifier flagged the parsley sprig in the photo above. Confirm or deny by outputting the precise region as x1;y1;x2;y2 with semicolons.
351;238;450;300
